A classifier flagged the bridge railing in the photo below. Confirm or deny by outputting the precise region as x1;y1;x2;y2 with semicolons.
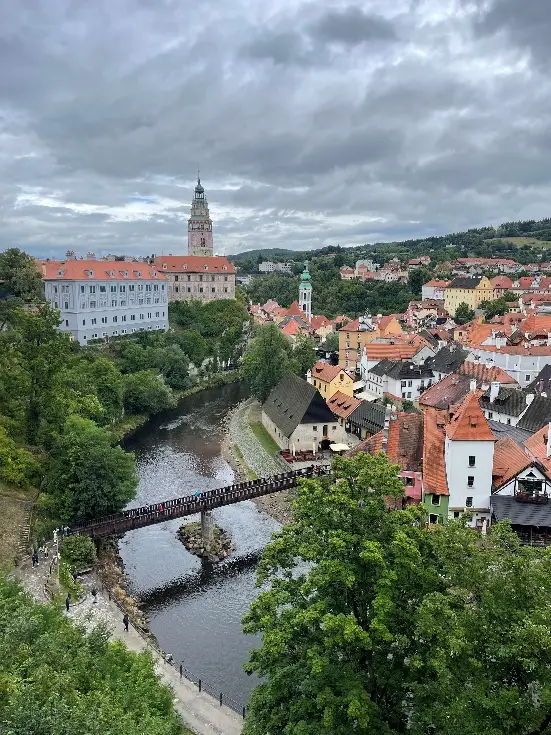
71;467;325;534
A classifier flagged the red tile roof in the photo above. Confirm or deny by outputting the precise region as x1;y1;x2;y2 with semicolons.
446;391;496;441
326;391;362;419
311;361;345;383
40;259;167;281
490;276;514;289
310;315;332;331
286;301;304;316
350;411;424;472
523;425;551;471
152;255;235;273
422;409;449;495
419;373;473;410
492;437;531;490
280;319;306;336
424;279;450;288
458;362;518;385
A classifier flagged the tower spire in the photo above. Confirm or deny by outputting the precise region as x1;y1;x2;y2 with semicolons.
299;260;312;322
188;174;213;256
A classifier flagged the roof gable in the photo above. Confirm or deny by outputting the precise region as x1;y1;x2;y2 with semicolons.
262;374;337;437
446;391;496;441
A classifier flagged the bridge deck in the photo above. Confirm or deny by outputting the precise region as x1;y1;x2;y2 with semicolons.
71;466;325;538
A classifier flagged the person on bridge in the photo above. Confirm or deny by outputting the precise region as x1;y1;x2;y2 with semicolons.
194;491;201;498
159;503;164;512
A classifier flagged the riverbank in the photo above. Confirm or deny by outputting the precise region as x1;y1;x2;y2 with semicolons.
110;371;241;444
15;549;242;735
223;398;295;525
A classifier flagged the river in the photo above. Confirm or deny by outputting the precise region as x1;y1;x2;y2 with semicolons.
119;382;279;708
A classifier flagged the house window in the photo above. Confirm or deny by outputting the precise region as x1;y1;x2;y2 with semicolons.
332;426;337;430
401;380;406;387
526;375;530;382
453;511;460;518
212;288;215;293
429;514;439;524
467;476;474;487
91;318;96;325
101;317;107;324
407;392;411;398
431;495;440;505
469;456;475;467
507;418;511;424
175;275;179;282
466;496;473;507
408;380;412;387
65;320;69;327
199;287;203;293
82;319;86;326
113;316;117;323
313;426;317;431
131;315;136;321
488;411;493;419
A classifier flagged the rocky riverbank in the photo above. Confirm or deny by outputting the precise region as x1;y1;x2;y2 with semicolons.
177;521;234;562
222;398;295;525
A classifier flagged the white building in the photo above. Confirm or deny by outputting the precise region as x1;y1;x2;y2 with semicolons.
262;373;347;452
366;359;435;401
259;261;293;274
444;393;497;528
40;257;169;345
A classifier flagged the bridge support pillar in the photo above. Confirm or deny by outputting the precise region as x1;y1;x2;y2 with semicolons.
200;510;215;551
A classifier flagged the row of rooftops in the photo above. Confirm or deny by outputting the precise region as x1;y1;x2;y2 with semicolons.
38;255;235;281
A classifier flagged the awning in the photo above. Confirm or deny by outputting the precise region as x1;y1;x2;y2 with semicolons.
329;443;349;452
352;381;365;391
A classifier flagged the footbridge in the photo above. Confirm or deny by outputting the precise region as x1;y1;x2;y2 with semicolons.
71;466;327;541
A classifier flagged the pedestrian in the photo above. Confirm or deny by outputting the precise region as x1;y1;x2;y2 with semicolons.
91;587;98;604
43;545;49;558
123;613;129;632
159;503;164;512
71;570;78;582
32;551;39;567
65;593;71;612
53;529;58;544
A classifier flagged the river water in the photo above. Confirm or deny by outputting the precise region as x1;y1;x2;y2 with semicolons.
119;382;279;708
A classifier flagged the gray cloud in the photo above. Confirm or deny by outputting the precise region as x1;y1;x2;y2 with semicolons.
471;0;551;68
309;6;398;46
0;0;549;259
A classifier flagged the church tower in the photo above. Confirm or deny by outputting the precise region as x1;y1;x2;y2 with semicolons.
299;261;312;322
188;176;214;257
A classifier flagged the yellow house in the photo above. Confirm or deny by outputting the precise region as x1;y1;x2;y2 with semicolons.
338;315;402;370
309;362;354;398
444;276;493;317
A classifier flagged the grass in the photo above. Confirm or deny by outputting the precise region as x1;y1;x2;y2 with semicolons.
249;421;281;457
484;236;551;249
233;445;257;480
0;481;38;567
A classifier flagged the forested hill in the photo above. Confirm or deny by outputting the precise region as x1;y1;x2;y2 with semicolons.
229;217;551;270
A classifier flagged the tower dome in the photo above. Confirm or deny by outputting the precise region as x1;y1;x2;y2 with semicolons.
300;261;312;283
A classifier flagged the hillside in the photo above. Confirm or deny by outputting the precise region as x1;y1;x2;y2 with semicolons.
229;217;551;270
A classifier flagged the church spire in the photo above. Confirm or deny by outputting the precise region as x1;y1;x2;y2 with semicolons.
188;174;213;256
299;260;312;322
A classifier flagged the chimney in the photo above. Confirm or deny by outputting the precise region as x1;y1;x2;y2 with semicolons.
547;421;551;458
87;252;96;260
526;393;535;406
489;381;500;403
381;404;392;455
65;249;76;260
469;379;477;393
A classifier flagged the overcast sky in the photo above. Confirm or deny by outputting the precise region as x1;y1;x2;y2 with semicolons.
0;0;550;259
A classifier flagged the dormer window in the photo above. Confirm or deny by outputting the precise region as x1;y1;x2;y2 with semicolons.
162;263;167;270
57;270;64;277
134;271;141;278
183;264;187;270
152;271;157;278
85;269;94;278
223;265;228;271
120;270;128;278
109;270;115;278
203;265;208;271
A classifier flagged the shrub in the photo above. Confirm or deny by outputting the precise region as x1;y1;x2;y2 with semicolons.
60;534;97;569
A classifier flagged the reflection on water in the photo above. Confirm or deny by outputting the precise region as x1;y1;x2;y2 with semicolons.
119;382;279;705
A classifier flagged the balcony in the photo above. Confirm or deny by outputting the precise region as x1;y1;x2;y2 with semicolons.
514;491;549;504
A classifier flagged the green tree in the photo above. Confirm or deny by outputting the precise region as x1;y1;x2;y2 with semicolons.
173;329;208;366
0;247;44;301
123;370;175;415
0;425;38;487
43;415;138;522
0;576;182;735
60;534;97;569
454;302;475;324
322;332;340;352
242;324;294;402
243;453;551;735
483;297;509;320
408;266;432;298
291;333;317;376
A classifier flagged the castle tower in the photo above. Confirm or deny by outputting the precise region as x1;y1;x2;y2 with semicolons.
299;261;312;322
188;176;213;257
